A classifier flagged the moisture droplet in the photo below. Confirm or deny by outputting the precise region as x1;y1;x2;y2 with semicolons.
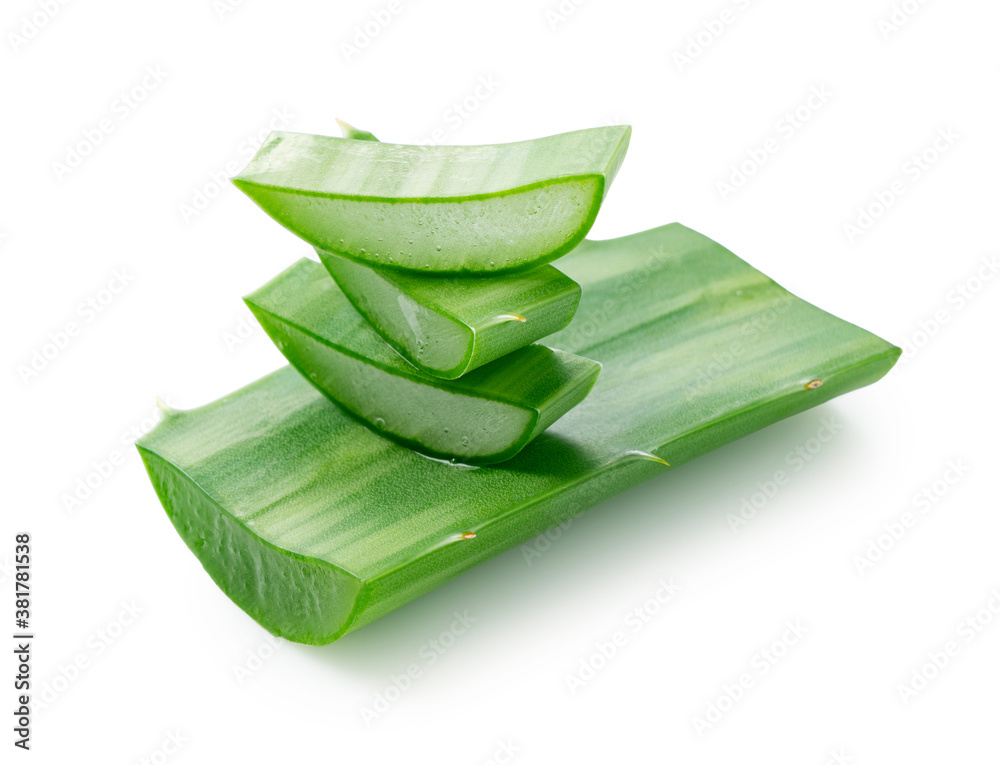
444;427;450;433
461;436;469;446
359;248;366;255
374;417;386;429
436;245;442;251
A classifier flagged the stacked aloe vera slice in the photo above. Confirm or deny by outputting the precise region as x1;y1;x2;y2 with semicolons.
137;123;901;645
235;123;630;465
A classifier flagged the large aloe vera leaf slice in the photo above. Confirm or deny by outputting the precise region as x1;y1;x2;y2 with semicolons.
138;224;900;645
245;259;601;465
317;248;581;379
231;126;631;274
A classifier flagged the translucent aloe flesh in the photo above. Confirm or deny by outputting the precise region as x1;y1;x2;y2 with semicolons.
245;259;600;464
317;248;581;379
138;224;900;645
231;126;631;273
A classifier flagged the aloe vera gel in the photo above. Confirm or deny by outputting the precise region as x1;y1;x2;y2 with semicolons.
318;249;581;379
232;126;631;273
246;259;600;464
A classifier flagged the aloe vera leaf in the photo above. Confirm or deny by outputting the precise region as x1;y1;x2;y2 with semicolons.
230;126;631;274
316;248;580;379
138;223;900;645
245;258;601;464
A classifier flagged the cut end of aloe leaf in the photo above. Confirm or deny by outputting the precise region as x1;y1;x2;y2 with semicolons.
137;444;365;645
232;126;630;273
245;259;600;465
318;248;581;379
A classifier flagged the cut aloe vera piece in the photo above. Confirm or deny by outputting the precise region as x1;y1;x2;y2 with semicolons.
245;259;600;464
231;126;631;274
138;223;900;645
317;248;580;379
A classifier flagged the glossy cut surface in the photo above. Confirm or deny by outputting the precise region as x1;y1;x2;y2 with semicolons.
318;248;581;379
231;126;631;273
138;224;901;644
245;259;600;464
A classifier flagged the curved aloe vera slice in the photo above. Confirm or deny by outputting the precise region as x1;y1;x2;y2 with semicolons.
138;223;900;645
317;248;580;379
245;259;600;465
231;126;631;274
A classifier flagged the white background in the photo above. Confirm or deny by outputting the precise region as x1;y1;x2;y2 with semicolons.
4;0;999;762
